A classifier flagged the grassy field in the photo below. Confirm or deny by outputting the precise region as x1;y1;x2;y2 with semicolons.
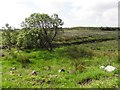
54;28;117;44
1;28;119;88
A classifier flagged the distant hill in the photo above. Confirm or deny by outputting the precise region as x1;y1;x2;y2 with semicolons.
0;26;118;31
63;26;118;31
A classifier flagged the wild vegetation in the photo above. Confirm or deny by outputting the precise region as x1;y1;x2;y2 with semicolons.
0;13;119;88
1;40;119;88
2;13;63;51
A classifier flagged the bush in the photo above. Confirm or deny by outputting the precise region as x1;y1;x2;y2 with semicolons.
16;53;31;67
66;46;94;59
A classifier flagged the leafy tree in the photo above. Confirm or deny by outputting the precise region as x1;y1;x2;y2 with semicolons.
21;13;64;51
17;29;41;49
2;24;17;52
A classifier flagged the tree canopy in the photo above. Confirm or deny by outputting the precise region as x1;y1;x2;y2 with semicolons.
20;13;64;51
2;13;64;51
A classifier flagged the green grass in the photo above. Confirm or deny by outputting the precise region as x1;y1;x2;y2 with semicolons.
1;39;119;88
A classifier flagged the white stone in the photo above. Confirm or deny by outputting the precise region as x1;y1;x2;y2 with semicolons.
58;69;65;72
100;66;105;69
10;71;14;75
104;65;115;72
58;69;61;72
31;70;37;75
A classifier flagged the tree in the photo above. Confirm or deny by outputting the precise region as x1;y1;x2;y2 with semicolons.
2;24;17;53
16;28;41;49
21;13;64;51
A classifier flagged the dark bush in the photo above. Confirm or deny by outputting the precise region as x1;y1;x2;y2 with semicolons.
66;46;94;59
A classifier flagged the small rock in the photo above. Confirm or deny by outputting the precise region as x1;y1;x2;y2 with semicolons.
10;71;14;75
104;65;115;72
0;52;4;57
58;69;65;72
31;70;37;75
18;74;22;76
100;66;105;69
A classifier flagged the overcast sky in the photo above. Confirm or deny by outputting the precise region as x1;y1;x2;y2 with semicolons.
0;0;119;28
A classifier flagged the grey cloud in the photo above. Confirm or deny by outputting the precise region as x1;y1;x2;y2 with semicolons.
93;1;117;12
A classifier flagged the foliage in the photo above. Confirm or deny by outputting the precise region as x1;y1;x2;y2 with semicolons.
2;13;64;51
100;27;118;31
1;19;119;88
2;24;18;53
16;29;39;49
21;13;64;51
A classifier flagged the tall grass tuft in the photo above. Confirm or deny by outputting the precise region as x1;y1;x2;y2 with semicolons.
17;54;30;63
65;46;94;59
15;53;31;67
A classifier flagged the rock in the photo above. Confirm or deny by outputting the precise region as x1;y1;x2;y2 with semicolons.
18;74;22;76
100;66;105;69
10;71;14;75
58;69;61;72
104;65;115;72
31;70;37;75
0;52;4;57
58;69;65;72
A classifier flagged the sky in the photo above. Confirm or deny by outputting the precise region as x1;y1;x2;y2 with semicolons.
0;0;119;28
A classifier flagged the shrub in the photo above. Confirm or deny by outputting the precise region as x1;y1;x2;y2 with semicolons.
16;53;31;67
66;46;94;59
